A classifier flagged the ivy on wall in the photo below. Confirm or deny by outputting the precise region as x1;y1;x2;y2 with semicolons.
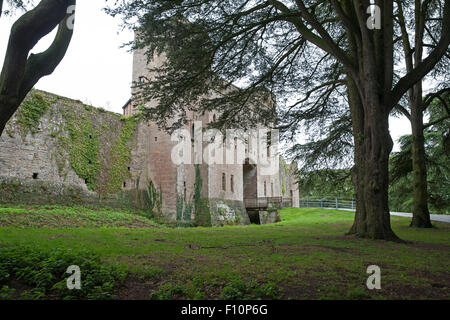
15;91;54;138
141;179;163;217
193;164;211;227
280;158;290;196
59;114;100;191
104;116;139;194
51;98;140;194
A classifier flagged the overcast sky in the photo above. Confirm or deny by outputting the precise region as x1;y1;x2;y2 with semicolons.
0;1;134;112
0;2;411;151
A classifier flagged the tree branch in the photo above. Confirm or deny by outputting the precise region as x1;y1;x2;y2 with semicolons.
395;104;411;121
269;0;357;76
0;0;76;133
423;115;450;129
389;0;450;109
20;12;75;99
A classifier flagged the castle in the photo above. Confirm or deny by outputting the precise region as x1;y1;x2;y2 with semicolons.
0;47;299;226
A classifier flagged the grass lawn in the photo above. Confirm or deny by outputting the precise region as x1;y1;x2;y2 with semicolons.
0;205;448;300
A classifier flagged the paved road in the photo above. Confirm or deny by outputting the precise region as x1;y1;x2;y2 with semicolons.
332;208;450;223
390;212;450;223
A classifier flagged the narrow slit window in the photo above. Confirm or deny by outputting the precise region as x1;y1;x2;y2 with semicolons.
222;173;226;191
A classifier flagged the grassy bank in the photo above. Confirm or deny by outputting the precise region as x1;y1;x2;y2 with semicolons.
0;206;448;299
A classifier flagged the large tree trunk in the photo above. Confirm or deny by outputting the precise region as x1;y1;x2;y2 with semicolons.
347;78;400;241
410;84;433;228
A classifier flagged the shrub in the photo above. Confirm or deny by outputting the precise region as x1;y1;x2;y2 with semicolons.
0;246;126;300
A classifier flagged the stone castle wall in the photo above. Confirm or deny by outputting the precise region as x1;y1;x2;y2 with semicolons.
0;47;300;227
0;90;151;211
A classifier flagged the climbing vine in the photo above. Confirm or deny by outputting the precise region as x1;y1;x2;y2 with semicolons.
54;101;139;194
140;179;163;217
59;113;100;191
193;164;211;227
104;116;139;194
15;91;54;138
280;158;290;196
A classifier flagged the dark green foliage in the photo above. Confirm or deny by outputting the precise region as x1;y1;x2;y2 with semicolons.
298;169;354;199
221;279;280;300
0;246;126;300
390;132;450;214
389;95;450;214
193;165;211;227
176;194;183;223
141;179;162;218
150;283;186;300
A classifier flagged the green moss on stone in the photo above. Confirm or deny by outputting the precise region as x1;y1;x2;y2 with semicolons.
60;114;100;191
194;164;211;227
104;116;139;194
16;91;52;138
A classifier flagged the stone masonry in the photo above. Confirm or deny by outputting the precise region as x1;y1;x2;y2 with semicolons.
0;48;299;226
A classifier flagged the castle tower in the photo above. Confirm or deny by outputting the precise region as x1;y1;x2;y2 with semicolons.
125;45;298;225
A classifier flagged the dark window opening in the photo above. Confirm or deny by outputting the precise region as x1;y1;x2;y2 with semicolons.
222;173;226;191
89;134;93;139
264;181;267;196
128;167;131;171
155;137;158;142
230;175;234;193
85;179;88;184
248;210;261;224
123;182;127;188
32;173;38;179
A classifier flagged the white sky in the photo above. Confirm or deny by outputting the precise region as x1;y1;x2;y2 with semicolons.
0;1;134;112
0;2;411;151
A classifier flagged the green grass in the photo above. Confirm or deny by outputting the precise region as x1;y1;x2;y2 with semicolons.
0;206;448;300
0;205;158;228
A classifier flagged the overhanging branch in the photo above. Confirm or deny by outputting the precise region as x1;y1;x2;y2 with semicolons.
20;12;75;99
